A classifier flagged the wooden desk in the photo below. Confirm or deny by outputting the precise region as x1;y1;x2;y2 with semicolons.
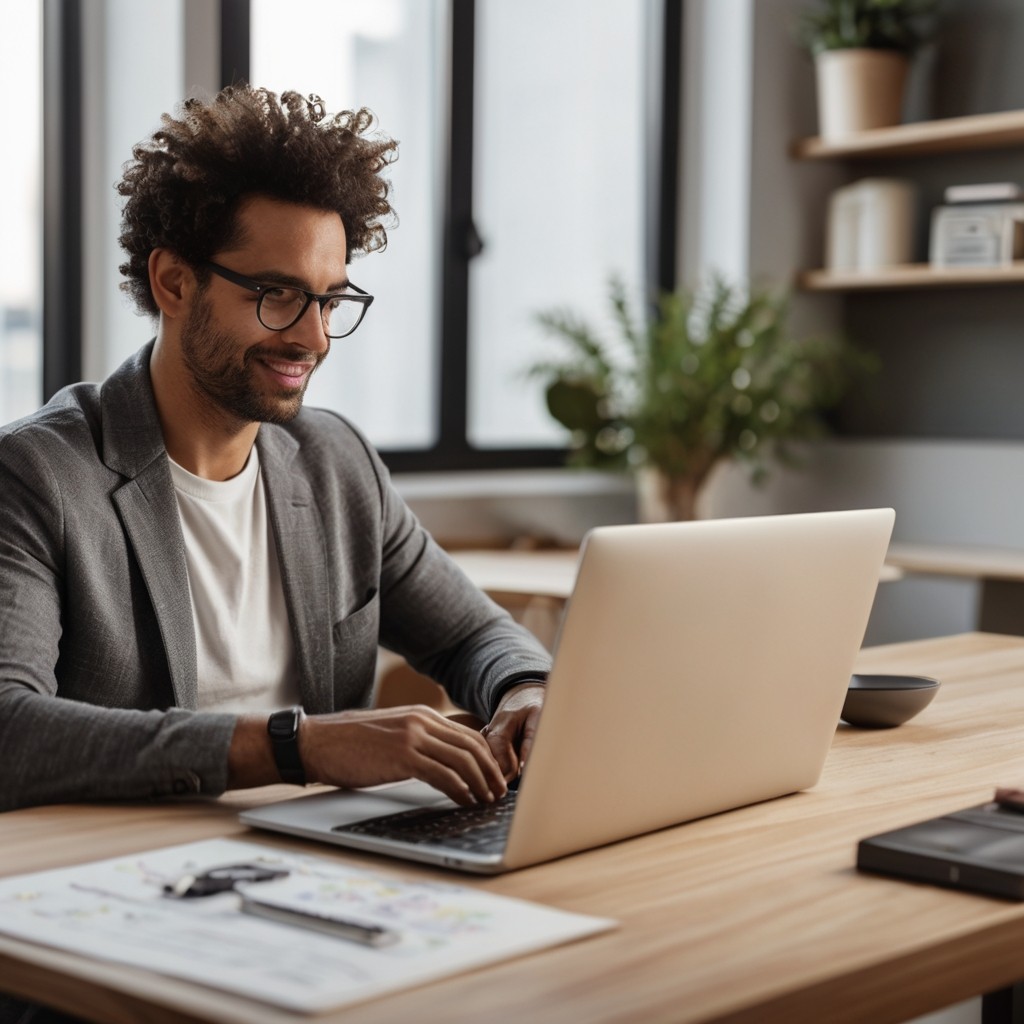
447;548;582;599
5;632;1024;1024
450;547;902;603
887;542;1024;635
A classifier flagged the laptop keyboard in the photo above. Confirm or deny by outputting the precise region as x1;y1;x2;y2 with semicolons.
333;789;518;855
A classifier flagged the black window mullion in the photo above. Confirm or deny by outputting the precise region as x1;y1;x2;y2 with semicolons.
220;0;251;88
436;0;475;465
656;0;683;294
42;0;83;401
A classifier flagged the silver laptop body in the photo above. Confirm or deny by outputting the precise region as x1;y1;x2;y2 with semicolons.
240;508;895;874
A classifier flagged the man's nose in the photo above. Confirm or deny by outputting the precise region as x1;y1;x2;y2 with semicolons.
285;299;331;352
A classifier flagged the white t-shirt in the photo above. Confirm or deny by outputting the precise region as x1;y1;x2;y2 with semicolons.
168;449;300;713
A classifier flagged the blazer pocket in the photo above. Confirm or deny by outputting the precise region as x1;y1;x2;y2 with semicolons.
330;589;381;708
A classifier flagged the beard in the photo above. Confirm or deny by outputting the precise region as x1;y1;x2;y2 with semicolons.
180;294;326;425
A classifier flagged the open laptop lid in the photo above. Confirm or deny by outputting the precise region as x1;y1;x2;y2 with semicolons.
501;507;895;868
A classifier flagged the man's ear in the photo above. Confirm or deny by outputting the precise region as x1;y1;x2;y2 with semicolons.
148;249;197;318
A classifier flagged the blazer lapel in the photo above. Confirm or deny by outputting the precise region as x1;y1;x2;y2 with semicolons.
101;344;198;709
112;467;199;708
257;426;333;714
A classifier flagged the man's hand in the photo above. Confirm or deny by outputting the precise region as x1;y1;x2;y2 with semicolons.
481;683;546;782
229;705;508;807
299;706;509;806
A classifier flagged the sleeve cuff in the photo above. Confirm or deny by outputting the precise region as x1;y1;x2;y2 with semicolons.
492;671;548;707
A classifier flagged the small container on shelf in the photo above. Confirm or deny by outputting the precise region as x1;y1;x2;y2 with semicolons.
826;178;917;272
929;197;1024;268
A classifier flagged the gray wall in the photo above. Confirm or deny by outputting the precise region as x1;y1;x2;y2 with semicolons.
699;0;1024;651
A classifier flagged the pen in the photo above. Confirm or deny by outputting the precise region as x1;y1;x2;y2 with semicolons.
239;893;401;947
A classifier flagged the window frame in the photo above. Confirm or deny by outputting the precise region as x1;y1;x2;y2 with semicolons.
42;0;683;474
42;0;84;399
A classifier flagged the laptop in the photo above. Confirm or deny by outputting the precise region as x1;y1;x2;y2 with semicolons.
241;508;895;874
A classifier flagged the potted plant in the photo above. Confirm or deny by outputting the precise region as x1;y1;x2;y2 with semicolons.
530;277;873;522
798;0;939;139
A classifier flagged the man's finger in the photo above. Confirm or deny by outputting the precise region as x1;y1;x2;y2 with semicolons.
482;725;520;781
420;730;506;803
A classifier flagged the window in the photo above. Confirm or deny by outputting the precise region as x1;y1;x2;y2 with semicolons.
86;0;185;383
252;0;443;450
249;0;672;469
468;0;647;449
0;3;43;425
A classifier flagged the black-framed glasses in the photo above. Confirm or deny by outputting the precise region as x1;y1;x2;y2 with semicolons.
203;260;374;339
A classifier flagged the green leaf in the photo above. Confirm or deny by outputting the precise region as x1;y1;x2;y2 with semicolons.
545;379;610;434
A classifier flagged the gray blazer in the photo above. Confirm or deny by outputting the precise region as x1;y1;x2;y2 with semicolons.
0;344;551;811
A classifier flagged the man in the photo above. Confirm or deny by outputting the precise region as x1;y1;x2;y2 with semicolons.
0;85;551;814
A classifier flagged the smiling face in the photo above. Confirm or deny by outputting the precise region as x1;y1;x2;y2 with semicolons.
180;195;350;425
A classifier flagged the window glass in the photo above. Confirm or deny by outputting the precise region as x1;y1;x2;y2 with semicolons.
468;0;647;448
88;0;184;381
252;0;443;450
0;4;43;424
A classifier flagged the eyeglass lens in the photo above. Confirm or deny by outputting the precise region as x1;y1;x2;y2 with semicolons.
258;288;366;338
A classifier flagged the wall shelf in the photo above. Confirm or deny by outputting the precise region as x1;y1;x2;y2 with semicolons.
799;262;1024;292
792;109;1024;161
795;110;1024;290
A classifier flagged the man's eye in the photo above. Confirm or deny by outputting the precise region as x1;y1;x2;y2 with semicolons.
262;287;300;305
324;296;344;313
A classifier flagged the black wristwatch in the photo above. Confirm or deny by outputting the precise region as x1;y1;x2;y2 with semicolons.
267;706;306;786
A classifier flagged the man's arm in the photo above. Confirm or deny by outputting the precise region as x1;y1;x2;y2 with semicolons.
227;704;510;806
365;479;552;721
0;426;238;811
225;680;545;805
0;678;517;812
0;682;237;812
310;411;553;726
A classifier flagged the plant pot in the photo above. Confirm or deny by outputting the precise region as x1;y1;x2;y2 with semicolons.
815;49;910;139
635;467;704;523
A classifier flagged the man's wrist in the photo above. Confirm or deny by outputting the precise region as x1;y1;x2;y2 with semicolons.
493;679;547;717
493;674;547;706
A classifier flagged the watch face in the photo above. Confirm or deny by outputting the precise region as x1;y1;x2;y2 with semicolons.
269;709;299;740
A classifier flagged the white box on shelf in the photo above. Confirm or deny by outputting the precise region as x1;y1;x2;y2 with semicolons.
930;203;1024;267
826;178;916;272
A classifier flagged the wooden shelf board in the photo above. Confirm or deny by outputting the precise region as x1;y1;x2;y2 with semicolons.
792;109;1024;160
798;262;1024;292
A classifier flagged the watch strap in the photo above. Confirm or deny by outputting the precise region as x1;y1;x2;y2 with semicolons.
267;706;306;786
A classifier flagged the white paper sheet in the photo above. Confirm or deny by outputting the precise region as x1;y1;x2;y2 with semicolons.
0;838;615;1013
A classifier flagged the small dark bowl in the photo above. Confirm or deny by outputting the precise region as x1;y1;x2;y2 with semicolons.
841;674;941;728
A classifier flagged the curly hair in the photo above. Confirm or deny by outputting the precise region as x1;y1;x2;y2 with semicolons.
116;85;398;317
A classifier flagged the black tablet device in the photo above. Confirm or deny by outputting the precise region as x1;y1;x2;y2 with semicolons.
857;802;1024;900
